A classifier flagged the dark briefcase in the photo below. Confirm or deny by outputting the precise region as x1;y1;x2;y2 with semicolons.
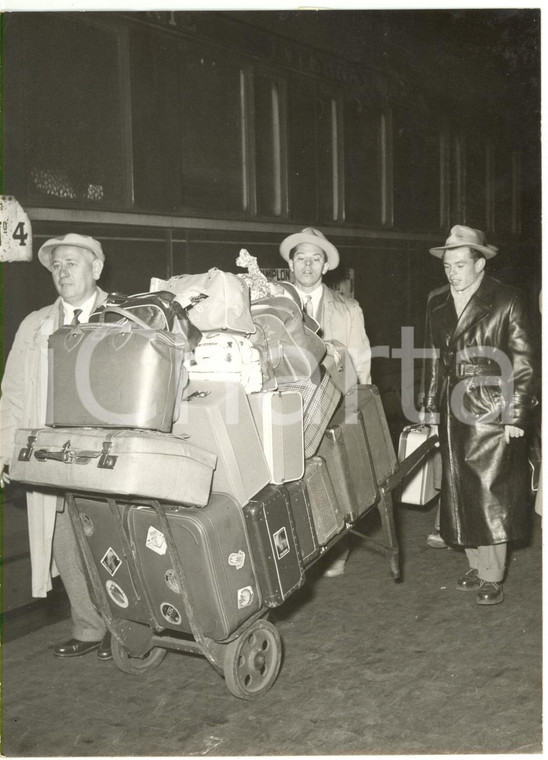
302;456;345;546
244;484;305;607
318;411;378;523
336;385;397;486
285;478;321;565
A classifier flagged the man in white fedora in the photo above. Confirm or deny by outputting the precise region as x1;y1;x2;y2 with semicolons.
422;225;538;605
280;227;372;576
0;233;112;657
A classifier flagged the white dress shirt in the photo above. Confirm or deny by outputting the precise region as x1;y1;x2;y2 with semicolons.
62;291;98;326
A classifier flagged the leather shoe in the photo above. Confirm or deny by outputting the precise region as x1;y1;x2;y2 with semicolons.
426;531;448;549
476;580;504;606
456;567;480;590
54;638;100;658
97;632;112;661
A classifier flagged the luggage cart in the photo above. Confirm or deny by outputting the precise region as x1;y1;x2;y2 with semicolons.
64;432;437;700
66;492;282;699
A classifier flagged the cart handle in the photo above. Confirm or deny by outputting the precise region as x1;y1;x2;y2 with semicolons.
379;435;439;494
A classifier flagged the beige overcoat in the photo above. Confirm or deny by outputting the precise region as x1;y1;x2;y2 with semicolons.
0;288;107;596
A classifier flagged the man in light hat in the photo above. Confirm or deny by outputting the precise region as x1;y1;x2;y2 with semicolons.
0;233;112;657
280;227;372;576
422;225;537;605
279;227;371;385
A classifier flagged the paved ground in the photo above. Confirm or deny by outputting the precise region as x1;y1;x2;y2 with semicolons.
1;501;542;757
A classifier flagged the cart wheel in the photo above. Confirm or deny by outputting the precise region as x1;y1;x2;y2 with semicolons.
111;637;167;675
223;619;282;700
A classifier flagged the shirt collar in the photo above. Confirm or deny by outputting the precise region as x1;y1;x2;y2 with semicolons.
62;291;98;325
450;271;484;303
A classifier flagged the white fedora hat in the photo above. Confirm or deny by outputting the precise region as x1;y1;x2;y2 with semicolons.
430;225;498;259
38;233;105;271
279;227;339;270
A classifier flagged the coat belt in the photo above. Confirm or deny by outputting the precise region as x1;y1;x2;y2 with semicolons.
444;361;502;379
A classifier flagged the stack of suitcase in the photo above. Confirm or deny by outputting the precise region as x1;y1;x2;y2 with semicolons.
10;281;400;652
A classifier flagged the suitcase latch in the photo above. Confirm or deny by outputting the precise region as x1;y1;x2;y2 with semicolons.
97;441;118;469
184;390;211;401
18;434;37;461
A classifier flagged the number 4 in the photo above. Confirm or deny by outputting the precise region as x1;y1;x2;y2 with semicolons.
13;221;28;246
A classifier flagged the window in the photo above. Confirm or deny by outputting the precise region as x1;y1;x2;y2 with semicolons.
286;76;318;222
6;14;124;206
179;49;245;213
318;94;342;222
393;108;441;230
131;30;183;211
343;99;382;225
254;74;285;217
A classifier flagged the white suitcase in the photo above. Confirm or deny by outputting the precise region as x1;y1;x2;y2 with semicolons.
398;424;441;505
248;391;304;484
11;427;217;506
173;380;271;506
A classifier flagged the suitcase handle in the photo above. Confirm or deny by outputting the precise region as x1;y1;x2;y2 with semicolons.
92;305;153;331
32;440;118;469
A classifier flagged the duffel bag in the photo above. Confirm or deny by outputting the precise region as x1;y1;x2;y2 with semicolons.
154;268;256;335
250;295;327;384
90;291;201;349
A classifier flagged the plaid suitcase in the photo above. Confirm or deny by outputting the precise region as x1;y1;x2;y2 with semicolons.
281;367;341;458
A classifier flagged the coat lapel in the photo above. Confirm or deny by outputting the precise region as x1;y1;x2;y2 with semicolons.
449;276;495;347
430;289;457;345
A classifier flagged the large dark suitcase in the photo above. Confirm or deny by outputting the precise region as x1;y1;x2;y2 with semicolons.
336;385;397;486
128;493;263;641
11;427;216;506
317;410;378;522
302;456;345;545
285;479;321;565
243;484;305;606
47;324;188;432
70;494;152;624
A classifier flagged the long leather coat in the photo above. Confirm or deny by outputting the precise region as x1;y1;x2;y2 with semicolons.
423;275;537;546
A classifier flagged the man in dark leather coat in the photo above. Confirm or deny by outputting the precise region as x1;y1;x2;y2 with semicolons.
423;225;538;605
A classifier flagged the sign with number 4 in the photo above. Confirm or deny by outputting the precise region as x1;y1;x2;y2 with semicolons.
0;196;33;262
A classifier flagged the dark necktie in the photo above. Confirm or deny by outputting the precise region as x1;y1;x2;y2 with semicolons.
71;308;83;326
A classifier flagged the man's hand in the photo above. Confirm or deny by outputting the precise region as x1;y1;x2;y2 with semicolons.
504;425;524;444
0;466;11;488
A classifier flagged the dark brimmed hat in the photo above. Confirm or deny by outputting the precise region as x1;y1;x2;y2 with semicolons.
279;227;339;270
429;225;498;259
38;233;105;271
